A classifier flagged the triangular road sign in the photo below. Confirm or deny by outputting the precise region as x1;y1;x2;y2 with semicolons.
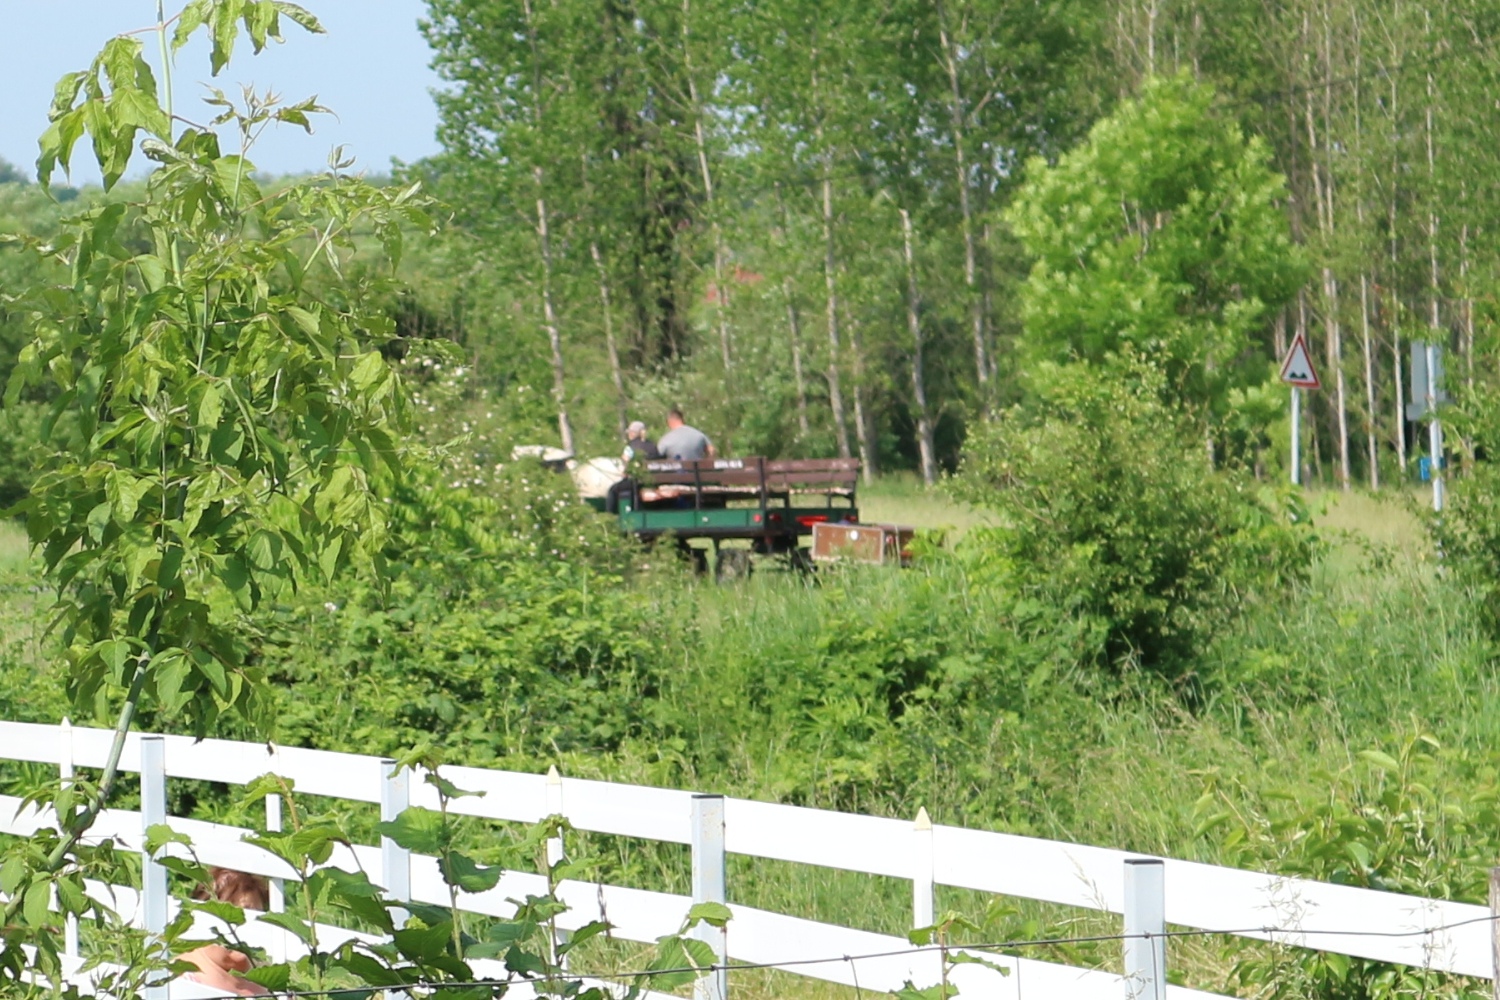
1279;334;1321;389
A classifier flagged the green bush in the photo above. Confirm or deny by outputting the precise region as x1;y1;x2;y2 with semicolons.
950;360;1316;681
1432;387;1500;639
258;447;652;763
0;402;43;510
1205;733;1496;1000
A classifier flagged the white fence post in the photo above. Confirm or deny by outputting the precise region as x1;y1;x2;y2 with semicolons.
546;765;565;868
140;735;168;1000
1488;867;1500;1000
1124;858;1166;1000
265;781;287;962
58;718;79;965
380;758;410;927
913;806;935;930
691;793;728;1000
544;765;571;964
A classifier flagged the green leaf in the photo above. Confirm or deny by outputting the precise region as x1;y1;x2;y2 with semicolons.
949;952;1010;974
208;0;242;75
242;964;291;991
196;383;224;435
153;651;194;714
273;2;324;34
349;351;388;392
112;88;171;140
375;807;445;854
0;856;26;895
144;823;191;854
438;852;503;894
23;880;52;927
558;920;610;956
684;901;733;929
394;921;453;964
422;770;482;801
192;899;248;926
173;0;211;51
258;910;317;947
307;868;395;933
1357;750;1401;774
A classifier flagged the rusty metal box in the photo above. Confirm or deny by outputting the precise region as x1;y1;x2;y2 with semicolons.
810;522;914;565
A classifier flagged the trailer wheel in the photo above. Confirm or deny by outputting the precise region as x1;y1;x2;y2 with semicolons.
715;549;753;582
787;546;816;575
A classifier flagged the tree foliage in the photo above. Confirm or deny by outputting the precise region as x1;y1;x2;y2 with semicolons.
0;0;431;982
952;359;1316;678
1005;74;1306;417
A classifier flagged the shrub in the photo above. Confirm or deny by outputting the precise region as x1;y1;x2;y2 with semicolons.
0;402;43;510
950;360;1315;682
1432;386;1500;638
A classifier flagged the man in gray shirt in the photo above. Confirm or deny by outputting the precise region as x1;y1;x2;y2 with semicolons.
656;408;716;461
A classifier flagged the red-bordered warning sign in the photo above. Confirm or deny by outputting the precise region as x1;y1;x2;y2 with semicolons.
1279;334;1321;389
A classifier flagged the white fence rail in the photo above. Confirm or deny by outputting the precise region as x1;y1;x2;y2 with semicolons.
0;720;1494;999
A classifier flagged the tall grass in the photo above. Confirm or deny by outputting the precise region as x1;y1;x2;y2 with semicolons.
0;487;1493;998
0;519;28;574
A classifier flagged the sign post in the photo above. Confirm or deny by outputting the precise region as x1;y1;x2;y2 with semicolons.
1279;334;1321;487
1408;342;1448;512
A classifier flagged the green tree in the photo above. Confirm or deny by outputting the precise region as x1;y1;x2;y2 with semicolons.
0;1;428;978
1005;73;1305;421
952;358;1315;679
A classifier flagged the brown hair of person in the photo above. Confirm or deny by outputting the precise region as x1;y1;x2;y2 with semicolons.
192;867;270;911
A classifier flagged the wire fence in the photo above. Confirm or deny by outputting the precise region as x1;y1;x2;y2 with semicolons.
167;911;1500;1000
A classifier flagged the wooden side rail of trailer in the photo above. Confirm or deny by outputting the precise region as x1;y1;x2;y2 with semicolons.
614;458;861;564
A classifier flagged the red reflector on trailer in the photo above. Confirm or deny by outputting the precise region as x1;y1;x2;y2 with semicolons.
796;515;829;528
753;513;762;523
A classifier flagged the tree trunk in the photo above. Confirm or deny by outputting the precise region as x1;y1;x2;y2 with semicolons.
1387;33;1407;477
1460;217;1474;392
982;220;999;383
900;208;938;485
1352;13;1380;489
1297;289;1313;484
1305;11;1349;491
936;1;989;388
782;278;811;439
774;184;810;439
522;0;572;454
682;0;732;372
1359;275;1380;489
591;242;629;438
820;155;851;459
849;316;877;484
1425;9;1441;340
535;179;574;454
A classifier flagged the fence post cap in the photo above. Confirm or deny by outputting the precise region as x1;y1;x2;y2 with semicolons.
546;764;562;784
914;806;932;831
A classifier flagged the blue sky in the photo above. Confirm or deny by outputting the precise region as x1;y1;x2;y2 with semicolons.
0;0;444;186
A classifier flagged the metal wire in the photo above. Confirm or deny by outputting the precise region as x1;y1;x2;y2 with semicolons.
205;910;1500;999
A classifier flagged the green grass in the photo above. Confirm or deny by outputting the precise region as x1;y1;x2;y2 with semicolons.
0;520;29;574
856;474;993;539
0;485;1491;999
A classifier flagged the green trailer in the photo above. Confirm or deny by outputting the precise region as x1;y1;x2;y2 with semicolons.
594;457;861;572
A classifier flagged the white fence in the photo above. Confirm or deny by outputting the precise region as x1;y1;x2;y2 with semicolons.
0;720;1495;1000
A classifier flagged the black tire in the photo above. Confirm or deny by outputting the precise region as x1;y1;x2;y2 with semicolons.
715;548;753;581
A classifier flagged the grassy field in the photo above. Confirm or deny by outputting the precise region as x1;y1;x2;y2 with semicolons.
0;481;1489;999
855;473;994;538
0;519;27;573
